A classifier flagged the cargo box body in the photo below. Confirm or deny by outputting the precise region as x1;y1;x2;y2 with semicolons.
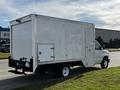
9;14;95;72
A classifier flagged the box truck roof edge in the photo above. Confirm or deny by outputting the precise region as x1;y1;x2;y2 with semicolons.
10;14;94;26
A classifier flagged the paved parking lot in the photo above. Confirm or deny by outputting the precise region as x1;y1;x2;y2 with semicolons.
0;60;21;80
0;51;120;90
109;51;120;67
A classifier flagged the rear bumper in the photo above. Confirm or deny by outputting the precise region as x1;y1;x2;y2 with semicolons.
8;56;33;72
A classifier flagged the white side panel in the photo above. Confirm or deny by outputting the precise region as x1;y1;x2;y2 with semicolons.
84;24;95;66
36;16;66;61
11;21;32;61
36;16;86;63
65;23;85;60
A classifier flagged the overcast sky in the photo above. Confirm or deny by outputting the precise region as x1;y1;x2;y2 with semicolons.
0;0;120;30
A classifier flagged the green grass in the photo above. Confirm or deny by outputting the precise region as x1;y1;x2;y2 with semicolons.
14;67;120;90
0;52;10;59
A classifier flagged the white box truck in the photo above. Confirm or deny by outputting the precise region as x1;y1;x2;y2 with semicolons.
9;14;110;77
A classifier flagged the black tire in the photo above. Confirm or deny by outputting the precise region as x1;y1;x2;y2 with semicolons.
57;65;70;77
101;58;109;69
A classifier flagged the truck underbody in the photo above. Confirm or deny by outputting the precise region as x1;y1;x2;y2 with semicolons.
9;56;84;74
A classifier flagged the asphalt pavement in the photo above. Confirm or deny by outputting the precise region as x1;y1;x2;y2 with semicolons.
109;51;120;67
0;51;120;90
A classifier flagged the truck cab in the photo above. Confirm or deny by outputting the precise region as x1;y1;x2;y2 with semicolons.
95;40;110;68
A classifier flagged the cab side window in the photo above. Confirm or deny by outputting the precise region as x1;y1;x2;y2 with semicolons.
95;41;101;50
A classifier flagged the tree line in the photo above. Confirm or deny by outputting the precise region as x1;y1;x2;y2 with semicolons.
96;36;120;48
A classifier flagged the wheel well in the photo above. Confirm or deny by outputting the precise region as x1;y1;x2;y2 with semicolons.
103;56;109;62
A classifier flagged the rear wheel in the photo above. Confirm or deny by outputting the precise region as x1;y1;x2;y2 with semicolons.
58;65;70;77
101;58;109;69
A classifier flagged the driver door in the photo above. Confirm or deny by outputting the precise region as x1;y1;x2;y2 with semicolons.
95;41;103;63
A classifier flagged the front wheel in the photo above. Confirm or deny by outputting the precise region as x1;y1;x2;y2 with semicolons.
101;58;109;69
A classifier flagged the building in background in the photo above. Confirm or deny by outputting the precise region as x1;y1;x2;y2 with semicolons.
96;28;120;48
0;26;10;46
